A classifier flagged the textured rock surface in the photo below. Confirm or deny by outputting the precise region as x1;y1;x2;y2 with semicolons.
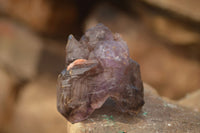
85;4;200;99
67;83;200;133
178;89;200;112
57;24;144;123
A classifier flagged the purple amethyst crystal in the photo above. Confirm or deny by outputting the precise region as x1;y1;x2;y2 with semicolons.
57;24;144;123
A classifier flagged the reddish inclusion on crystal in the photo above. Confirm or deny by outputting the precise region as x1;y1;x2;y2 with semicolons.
67;59;87;71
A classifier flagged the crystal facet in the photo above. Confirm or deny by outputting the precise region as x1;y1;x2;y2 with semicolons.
57;24;144;123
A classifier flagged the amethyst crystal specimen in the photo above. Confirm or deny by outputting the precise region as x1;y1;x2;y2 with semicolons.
57;24;144;123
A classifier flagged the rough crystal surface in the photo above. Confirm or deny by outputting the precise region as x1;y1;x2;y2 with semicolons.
57;24;144;123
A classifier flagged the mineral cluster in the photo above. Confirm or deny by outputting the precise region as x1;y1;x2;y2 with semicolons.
57;24;144;123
